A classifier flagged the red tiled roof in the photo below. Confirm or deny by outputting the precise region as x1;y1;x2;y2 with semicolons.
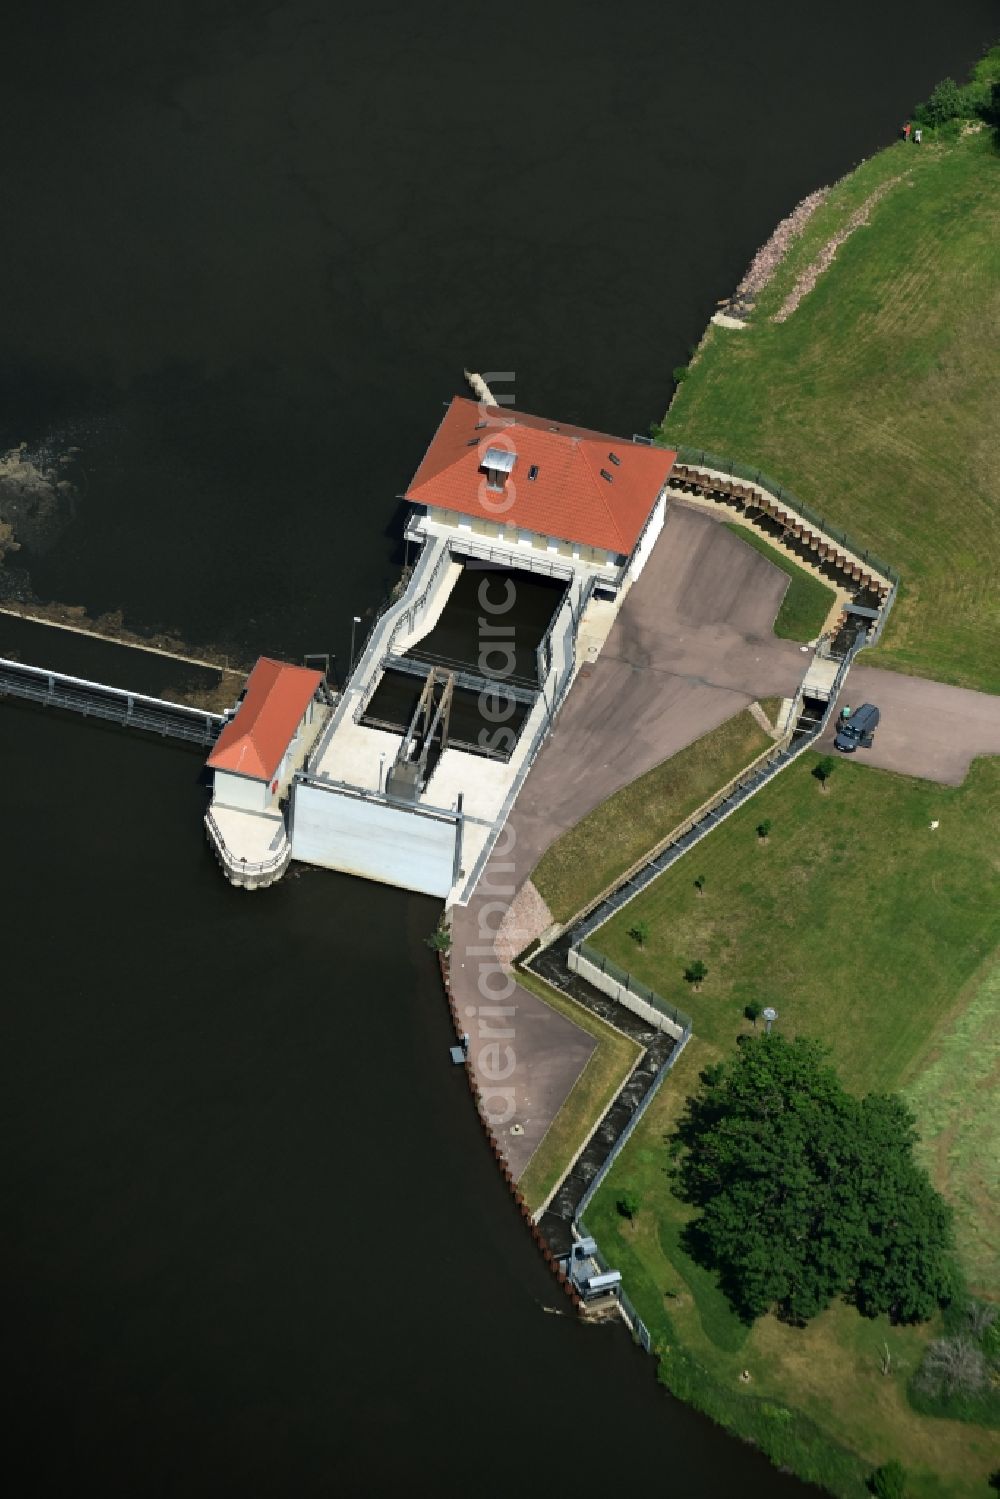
405;397;676;555
207;658;323;781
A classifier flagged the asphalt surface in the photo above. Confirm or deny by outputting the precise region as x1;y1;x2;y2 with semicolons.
821;665;1000;784
451;503;808;1177
508;505;808;885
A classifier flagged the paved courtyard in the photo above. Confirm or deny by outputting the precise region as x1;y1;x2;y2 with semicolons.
821;665;1000;784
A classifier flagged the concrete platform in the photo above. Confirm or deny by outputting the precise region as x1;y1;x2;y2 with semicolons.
820;666;1000;785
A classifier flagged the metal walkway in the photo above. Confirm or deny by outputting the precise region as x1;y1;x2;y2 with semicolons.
0;655;224;748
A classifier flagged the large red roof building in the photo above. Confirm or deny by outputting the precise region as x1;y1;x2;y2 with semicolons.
406;397;676;558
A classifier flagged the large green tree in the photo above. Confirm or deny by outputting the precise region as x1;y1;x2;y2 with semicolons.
672;1035;957;1325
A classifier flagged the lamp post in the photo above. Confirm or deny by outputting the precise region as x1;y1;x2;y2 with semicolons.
349;615;362;677
378;753;386;794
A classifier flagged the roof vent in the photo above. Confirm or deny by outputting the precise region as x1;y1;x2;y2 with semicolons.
599;468;614;483
482;447;515;474
608;451;621;466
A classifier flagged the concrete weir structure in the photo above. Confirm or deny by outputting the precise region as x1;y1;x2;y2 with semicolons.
204;396;677;897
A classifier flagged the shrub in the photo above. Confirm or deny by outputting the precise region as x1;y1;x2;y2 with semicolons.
672;365;689;383
425;922;452;952
617;1191;640;1220
870;1460;907;1499
684;960;708;989
756;819;772;840
919;76;964;126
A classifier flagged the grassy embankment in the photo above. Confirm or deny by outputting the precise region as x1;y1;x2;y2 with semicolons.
662;129;1000;693
515;965;640;1213
586;753;1000;1497
532;708;772;924
722;523;836;642
520;708;775;1210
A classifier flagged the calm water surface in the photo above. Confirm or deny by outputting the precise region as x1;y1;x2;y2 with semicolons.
1;3;995;1493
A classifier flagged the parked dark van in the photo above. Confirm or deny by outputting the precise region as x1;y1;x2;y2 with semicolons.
834;702;880;752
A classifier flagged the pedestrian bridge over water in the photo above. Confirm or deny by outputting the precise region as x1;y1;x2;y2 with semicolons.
0;654;223;747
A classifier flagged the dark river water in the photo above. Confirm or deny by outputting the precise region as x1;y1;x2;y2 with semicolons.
1;3;995;1494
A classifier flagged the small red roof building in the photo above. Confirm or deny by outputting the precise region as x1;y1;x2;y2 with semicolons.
207;658;323;781
406;397;676;556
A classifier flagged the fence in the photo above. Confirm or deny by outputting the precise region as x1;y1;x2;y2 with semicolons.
672;443;898;582
571;1032;692;1353
569;943;692;1037
0;655;222;747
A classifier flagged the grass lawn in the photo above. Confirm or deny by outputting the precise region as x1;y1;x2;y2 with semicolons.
586;1048;999;1499
662;133;1000;693
531;709;771;923
583;752;1000;1494
723;522;837;642
594;753;1000;1104
904;957;1000;1299
515;965;639;1213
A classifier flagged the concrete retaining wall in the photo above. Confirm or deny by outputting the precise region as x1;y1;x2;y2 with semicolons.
567;948;686;1040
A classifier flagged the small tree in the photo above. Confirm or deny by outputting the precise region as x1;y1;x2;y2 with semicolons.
693;873;706;896
628;919;650;948
920;76;963;126
870;1460;907;1499
425;922;452;953
744;1001;762;1028
684;959;708;991
813;756;837;791
617;1191;640;1220
756;819;772;842
915;1336;987;1398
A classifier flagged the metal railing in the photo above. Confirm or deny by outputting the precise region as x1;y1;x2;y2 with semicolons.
573;943;693;1033
0;655;223;747
670;443;898;582
457;576;597;902
448;536;577;580
204;809;292;886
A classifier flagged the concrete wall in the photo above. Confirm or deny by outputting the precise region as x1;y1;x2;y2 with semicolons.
213;770;273;815
568;947;686;1040
291;781;459;897
625;491;666;584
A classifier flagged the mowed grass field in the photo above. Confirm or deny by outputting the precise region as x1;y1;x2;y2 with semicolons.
662;132;1000;693
594;752;1000;1146
531;708;772;923
587;1046;999;1499
585;753;1000;1494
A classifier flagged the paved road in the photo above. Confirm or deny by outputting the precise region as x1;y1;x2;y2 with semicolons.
821;665;1000;784
451;503;808;1177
